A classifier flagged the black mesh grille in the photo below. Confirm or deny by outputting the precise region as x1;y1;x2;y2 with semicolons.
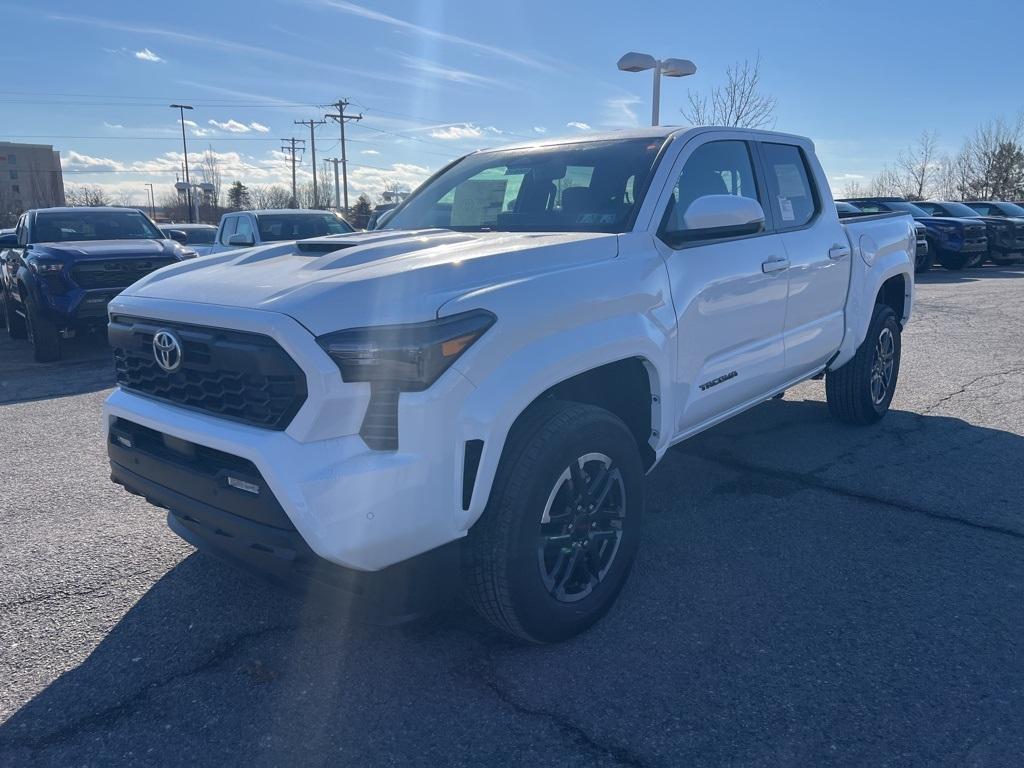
359;383;400;450
72;258;177;289
110;316;307;430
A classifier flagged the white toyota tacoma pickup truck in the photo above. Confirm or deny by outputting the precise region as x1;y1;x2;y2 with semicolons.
104;127;914;642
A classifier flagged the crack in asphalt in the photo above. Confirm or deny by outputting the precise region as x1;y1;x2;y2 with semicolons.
0;622;300;755
0;569;159;613
680;450;1024;542
921;367;1024;415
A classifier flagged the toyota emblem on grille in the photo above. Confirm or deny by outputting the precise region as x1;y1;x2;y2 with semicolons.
152;329;183;373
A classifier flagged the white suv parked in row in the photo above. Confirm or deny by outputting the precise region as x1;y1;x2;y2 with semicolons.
104;127;914;642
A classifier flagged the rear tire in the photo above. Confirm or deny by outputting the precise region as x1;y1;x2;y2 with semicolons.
24;294;61;362
826;304;901;425
463;401;645;643
3;287;27;340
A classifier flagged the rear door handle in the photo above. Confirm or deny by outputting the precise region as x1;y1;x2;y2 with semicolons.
761;256;790;273
829;244;851;260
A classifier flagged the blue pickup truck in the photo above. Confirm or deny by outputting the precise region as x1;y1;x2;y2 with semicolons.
0;207;195;361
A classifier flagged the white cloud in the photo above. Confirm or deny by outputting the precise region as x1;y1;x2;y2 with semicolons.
208;118;252;133
602;95;642;128
533;126;547;134
316;1;555;71
392;52;509;89
361;149;380;155
567;121;592;131
134;48;162;62
430;124;484;140
103;122;124;129
249;121;270;133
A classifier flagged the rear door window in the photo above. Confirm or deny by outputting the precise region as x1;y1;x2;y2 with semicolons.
760;143;819;230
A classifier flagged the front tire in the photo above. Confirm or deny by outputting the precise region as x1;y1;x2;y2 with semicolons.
937;249;969;270
463;401;645;643
24;294;61;362
826;304;901;425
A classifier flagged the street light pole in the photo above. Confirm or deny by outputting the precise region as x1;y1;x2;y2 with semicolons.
617;53;697;126
144;182;155;219
170;104;194;222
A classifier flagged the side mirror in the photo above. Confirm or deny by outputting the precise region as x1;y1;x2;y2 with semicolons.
668;195;765;243
228;232;255;247
166;229;188;244
373;208;397;230
0;233;17;247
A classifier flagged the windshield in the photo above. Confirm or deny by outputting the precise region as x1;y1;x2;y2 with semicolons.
164;227;216;245
384;138;665;233
256;212;354;241
995;202;1024;217
33;210;163;243
887;201;930;217
938;202;981;218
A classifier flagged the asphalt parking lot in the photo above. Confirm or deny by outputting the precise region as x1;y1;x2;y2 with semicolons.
1;265;1023;767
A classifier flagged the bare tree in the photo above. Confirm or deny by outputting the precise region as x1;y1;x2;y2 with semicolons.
157;189;188;222
65;185;110;207
839;179;868;199
199;147;223;208
895;130;940;200
934;151;973;201
681;54;777;129
249;184;292;209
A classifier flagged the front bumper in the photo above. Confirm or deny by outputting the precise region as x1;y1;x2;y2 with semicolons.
108;425;461;621
102;296;482;574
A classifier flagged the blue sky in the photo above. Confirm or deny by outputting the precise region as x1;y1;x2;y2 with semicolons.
4;0;1022;205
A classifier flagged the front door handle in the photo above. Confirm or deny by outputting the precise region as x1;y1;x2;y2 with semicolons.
761;256;790;273
829;244;851;260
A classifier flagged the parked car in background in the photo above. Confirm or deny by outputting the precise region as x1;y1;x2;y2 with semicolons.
836;201;930;272
0;207;195;361
962;201;1024;264
915;201;1018;267
105;127;915;642
160;223;218;256
842;197;987;270
210;209;354;253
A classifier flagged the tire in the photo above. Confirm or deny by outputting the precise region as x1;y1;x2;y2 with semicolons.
463;400;645;643
938;249;969;270
24;293;61;362
2;286;27;340
826;304;901;425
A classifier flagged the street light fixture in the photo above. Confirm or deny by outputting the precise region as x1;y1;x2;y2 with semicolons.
169;104;194;222
617;52;697;126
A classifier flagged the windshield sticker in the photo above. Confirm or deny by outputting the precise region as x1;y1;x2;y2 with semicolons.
451;180;508;227
778;196;795;222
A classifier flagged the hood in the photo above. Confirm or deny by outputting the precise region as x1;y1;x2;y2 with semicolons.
915;216;984;230
122;229;620;335
30;239;181;261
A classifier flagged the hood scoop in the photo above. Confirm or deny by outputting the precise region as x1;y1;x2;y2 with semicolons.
295;238;360;255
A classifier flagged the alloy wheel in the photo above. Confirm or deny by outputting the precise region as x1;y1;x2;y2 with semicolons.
870;327;895;405
537;452;626;603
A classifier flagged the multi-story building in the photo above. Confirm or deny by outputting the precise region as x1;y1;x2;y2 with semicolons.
0;142;65;224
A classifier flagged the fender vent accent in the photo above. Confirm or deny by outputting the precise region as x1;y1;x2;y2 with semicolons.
462;440;484;510
360;383;400;451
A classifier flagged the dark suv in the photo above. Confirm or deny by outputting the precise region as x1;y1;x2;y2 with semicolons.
916;201;1020;267
962;201;1024;265
0;207;195;361
841;198;988;270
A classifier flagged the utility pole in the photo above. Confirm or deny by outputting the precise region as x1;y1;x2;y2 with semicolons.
144;183;155;219
170;104;194;222
294;118;325;208
324;98;362;213
280;137;305;207
324;158;342;212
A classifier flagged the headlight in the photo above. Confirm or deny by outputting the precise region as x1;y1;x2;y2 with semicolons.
317;310;496;391
28;258;63;273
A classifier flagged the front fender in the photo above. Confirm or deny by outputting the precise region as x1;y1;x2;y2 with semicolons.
437;252;676;534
